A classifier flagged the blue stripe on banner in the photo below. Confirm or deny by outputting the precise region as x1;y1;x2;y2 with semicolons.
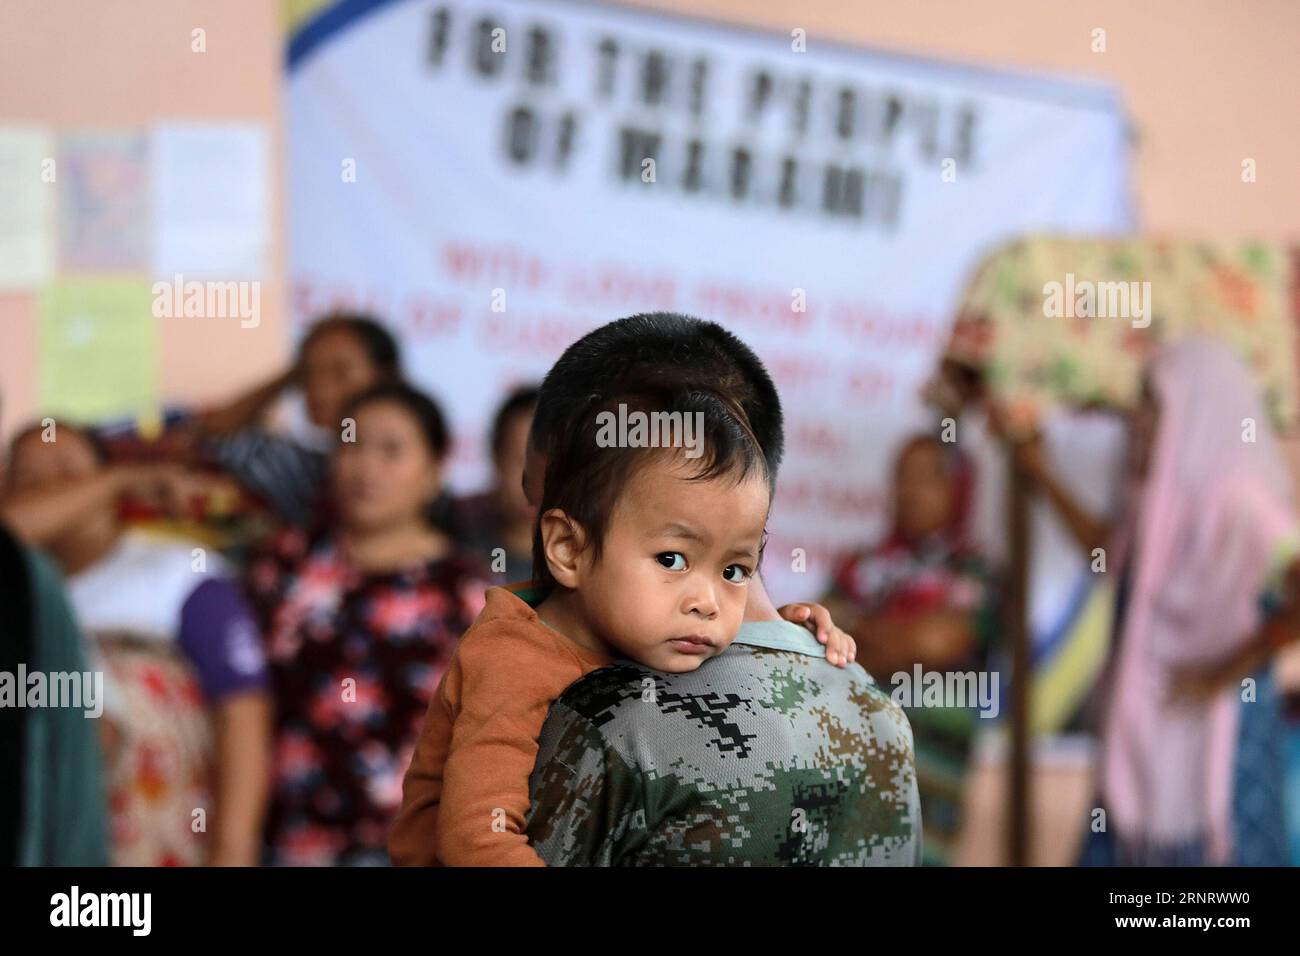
287;0;409;72
567;0;1126;114
285;0;1128;118
1029;570;1095;669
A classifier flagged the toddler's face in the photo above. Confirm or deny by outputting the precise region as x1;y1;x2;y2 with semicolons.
575;455;770;673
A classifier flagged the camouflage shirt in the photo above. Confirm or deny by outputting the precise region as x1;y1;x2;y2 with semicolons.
524;621;922;866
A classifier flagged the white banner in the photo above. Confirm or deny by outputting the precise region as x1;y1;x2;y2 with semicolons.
286;0;1133;602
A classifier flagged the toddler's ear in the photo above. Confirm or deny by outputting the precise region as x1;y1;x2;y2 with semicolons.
538;508;587;588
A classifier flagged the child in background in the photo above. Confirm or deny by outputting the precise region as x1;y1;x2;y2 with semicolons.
402;387;773;866
452;385;539;581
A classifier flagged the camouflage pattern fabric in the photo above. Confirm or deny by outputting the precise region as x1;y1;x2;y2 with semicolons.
525;629;921;866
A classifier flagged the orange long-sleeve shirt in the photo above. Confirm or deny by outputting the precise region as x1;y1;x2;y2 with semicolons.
388;585;612;866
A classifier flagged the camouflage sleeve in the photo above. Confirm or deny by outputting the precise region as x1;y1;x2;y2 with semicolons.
524;700;643;866
909;772;925;866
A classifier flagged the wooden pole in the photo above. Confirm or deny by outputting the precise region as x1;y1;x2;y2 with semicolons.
1006;446;1032;866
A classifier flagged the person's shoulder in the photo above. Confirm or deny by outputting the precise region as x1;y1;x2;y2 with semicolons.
552;643;877;722
779;648;893;693
22;542;67;592
458;582;532;630
124;527;232;574
728;650;916;763
553;660;657;722
740;641;854;679
737;644;908;716
182;575;246;613
90;529;230;612
448;589;604;715
453;586;572;666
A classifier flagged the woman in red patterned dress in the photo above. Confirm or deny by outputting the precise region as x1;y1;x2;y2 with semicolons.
247;383;488;866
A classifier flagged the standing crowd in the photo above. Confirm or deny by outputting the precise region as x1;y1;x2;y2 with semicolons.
3;311;1298;866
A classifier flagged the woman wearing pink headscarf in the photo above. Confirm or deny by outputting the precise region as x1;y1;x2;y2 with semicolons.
1006;337;1300;865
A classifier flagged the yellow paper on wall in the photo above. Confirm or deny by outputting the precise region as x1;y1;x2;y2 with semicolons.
38;278;158;426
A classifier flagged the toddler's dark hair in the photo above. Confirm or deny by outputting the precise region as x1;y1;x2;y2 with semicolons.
531;382;770;595
530;313;784;479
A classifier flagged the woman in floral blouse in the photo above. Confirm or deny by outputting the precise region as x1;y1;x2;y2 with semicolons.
247;383;487;866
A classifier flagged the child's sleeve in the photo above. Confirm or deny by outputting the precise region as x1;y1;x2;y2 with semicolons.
435;624;583;867
177;578;269;700
388;674;454;866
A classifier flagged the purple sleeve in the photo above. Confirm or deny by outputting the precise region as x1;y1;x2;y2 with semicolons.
178;578;269;700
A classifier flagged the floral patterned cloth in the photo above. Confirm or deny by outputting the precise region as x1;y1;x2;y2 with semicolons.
96;637;212;866
944;239;1300;436
247;528;488;866
832;537;991;620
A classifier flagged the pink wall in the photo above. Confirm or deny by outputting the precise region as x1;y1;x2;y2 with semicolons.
0;0;286;438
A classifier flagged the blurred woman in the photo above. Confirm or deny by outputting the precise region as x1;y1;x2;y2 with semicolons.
453;385;539;582
0;398;108;866
183;313;402;527
823;433;997;866
247;383;487;866
1007;337;1300;866
3;423;272;866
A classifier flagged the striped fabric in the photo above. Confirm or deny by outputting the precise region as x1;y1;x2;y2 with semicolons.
207;430;328;528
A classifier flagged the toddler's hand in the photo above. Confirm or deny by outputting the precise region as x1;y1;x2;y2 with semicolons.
777;602;856;667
